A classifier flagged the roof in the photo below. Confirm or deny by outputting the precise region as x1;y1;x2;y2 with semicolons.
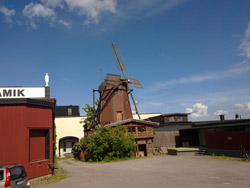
55;105;80;117
181;119;250;130
148;113;191;120
161;113;191;116
155;121;193;128
193;119;250;127
0;98;55;108
105;118;159;128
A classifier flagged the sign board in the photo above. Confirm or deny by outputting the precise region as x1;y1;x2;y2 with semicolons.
0;87;46;99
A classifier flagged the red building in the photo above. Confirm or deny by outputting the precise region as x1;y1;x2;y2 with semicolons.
0;98;55;179
98;74;133;125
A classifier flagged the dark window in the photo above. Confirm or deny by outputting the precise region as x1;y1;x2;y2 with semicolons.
138;127;146;133
128;127;136;133
30;130;50;162
63;142;66;152
132;127;136;133
10;166;27;180
177;116;183;121
169;116;175;121
0;170;3;180
68;108;72;116
128;127;132;133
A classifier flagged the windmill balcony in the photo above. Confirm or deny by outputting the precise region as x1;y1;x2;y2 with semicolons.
127;126;154;139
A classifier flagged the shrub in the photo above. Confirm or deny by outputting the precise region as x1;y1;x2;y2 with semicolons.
79;125;136;162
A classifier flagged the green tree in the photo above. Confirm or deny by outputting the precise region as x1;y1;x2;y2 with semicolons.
82;100;99;126
79;125;136;162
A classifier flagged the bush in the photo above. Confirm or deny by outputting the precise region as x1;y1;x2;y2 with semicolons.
79;125;136;162
71;143;81;159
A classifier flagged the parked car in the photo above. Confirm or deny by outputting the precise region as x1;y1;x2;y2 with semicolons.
0;164;30;188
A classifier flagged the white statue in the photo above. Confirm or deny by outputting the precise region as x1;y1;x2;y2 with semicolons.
45;73;49;86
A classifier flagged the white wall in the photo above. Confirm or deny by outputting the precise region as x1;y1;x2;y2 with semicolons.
55;116;85;157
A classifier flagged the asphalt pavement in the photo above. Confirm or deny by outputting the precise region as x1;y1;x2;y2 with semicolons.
38;155;250;188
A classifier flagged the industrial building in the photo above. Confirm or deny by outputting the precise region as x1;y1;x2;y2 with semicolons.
0;74;56;179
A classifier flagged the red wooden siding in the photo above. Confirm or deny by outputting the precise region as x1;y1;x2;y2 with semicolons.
100;89;132;125
0;101;54;179
30;130;46;162
206;131;250;151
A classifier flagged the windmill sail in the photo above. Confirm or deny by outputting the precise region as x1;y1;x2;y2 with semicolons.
110;43;141;119
110;44;127;71
128;78;143;88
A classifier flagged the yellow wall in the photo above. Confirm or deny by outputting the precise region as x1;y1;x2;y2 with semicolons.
55;116;85;157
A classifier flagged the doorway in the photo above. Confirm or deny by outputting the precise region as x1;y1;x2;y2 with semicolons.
138;144;147;157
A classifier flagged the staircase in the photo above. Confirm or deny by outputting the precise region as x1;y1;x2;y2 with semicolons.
196;148;207;156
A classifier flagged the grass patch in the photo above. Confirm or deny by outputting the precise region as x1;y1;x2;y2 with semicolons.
75;156;140;164
55;156;73;161
29;157;69;188
210;153;250;162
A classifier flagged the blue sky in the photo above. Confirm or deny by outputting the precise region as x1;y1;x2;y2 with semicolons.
0;0;250;121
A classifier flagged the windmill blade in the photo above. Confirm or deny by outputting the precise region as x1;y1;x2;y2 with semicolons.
110;43;141;119
110;44;127;71
128;78;143;88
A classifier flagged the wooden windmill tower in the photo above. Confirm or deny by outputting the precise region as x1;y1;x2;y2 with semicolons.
96;44;143;125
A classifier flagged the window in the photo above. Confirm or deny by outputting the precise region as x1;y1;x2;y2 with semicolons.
30;130;50;162
128;127;136;134
63;142;66;152
68;108;72;116
116;111;123;122
132;127;136;133
177;116;183;121
128;127;132;133
10;166;27;180
0;170;3;180
138;127;146;133
169;116;175;122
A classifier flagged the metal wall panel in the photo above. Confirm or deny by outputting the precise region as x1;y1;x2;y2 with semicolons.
206;131;250;150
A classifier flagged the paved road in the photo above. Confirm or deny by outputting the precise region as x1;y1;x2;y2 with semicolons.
39;155;250;188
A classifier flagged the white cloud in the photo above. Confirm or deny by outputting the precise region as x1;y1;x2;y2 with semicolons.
214;110;228;116
23;2;56;28
23;3;56;19
143;0;187;18
65;0;117;24
41;0;64;8
0;6;15;23
235;102;250;111
239;22;250;59
185;108;193;113
185;103;208;119
23;2;71;29
151;61;250;91
58;19;71;28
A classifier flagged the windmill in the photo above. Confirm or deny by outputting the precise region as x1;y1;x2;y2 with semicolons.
110;43;143;119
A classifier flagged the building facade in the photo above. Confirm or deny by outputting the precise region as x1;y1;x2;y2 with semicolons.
148;113;192;149
0;98;55;179
55;105;84;157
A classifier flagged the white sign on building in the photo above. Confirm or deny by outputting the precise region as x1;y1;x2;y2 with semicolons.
0;87;46;99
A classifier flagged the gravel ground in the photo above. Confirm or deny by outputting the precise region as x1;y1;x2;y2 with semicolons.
38;155;250;188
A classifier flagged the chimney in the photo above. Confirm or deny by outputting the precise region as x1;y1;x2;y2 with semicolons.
219;114;225;121
235;114;239;120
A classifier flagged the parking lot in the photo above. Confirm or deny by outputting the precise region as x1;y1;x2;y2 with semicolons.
38;155;250;188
